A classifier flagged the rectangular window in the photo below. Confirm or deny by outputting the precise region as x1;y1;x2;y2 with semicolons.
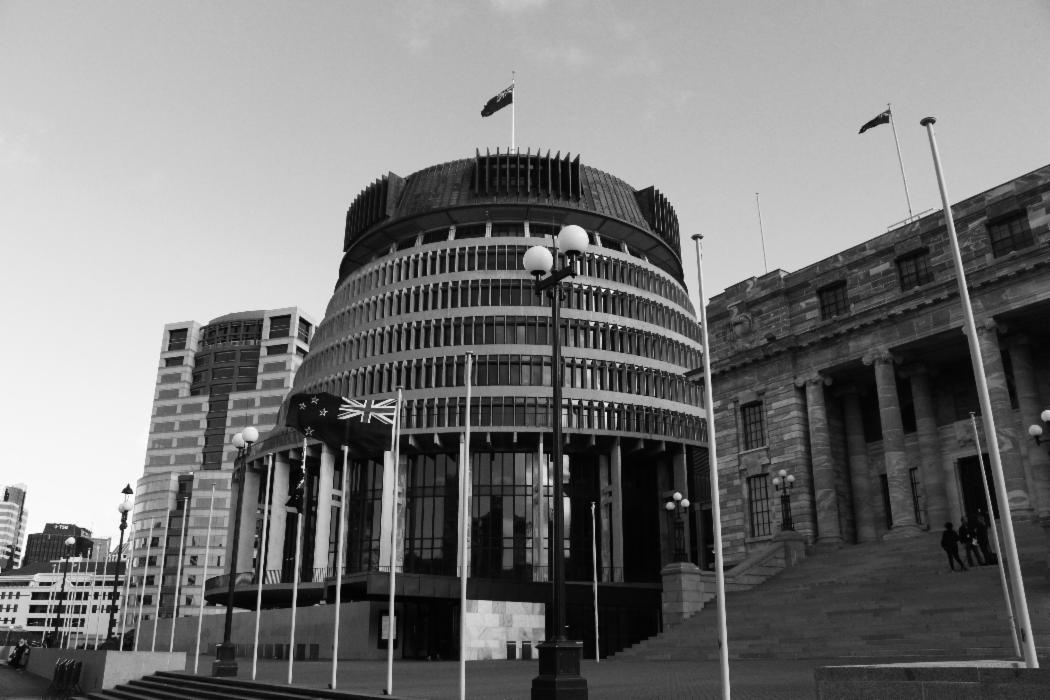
167;329;188;351
817;281;848;320
988;215;1033;257
163;357;183;367
740;401;765;450
746;475;772;537
265;344;290;355
896;249;933;290
268;315;291;339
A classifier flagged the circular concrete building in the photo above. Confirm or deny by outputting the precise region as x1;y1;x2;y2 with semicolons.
214;149;707;661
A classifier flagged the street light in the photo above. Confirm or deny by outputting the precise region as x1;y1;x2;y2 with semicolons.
522;223;590;700
1026;409;1050;446
771;469;796;531
213;425;258;677
105;484;134;648
663;492;691;562
52;535;77;648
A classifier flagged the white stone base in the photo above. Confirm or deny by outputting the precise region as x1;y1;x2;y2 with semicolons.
463;599;545;660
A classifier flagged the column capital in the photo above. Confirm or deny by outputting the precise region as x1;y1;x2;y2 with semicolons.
862;348;897;366
975;317;1004;335
794;371;831;389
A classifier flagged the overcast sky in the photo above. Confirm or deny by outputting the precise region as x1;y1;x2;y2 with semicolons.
2;0;1048;548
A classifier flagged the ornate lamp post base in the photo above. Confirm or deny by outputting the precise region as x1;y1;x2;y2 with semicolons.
531;640;588;700
212;642;238;676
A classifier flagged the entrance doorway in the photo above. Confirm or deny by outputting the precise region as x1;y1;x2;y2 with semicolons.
956;454;999;520
400;600;456;660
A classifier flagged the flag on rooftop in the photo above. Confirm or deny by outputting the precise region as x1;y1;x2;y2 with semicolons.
859;109;891;134
285;392;396;457
481;84;514;117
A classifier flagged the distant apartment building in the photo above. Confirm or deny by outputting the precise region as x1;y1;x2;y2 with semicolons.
0;484;28;571
128;308;313;627
22;523;93;567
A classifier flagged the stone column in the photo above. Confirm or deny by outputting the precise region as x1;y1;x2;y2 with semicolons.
840;387;878;542
800;373;842;547
532;439;548;582
610;439;624;582
1007;335;1050;517
598;454;613;583
906;365;950;527
265;452;290;573
312;444;336;579
976;321;1033;516
865;350;922;537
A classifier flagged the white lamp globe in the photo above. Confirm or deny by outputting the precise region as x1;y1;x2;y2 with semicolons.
557;224;588;256
778;469;787;478
65;537;76;546
772;477;781;487
1030;424;1044;437
664;501;675;511
680;498;690;509
523;245;554;275
673;491;683;502
1042;409;1050;423
786;474;795;484
232;433;245;449
242;426;259;444
118;502;132;514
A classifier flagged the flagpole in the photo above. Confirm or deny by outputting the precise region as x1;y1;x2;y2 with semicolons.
134;524;154;651
194;486;216;674
887;104;913;218
459;353;473;700
590;501;599;663
253;454;274;680
386;387;404;697
693;233;731;700
921;116;1037;668
169;497;189;653
119;527;135;651
331;444;350;690
969;413;1021;657
92;552;103;649
151;514;170;651
755;193;769;274
511;71;516;152
289;439;307;685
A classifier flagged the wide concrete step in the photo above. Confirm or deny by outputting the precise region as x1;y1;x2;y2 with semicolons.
76;671;398;700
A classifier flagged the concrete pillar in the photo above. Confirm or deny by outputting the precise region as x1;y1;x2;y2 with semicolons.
660;561;703;626
800;373;843;546
265;452;290;574
865;350;922;537
457;434;473;578
532;439;548;582
1007;335;1050;517
610;438;624;582
907;365;950;527
598;453;612;583
312;444;336;580
975;321;1033;516
840;387;878;543
237;466;260;574
378;449;405;572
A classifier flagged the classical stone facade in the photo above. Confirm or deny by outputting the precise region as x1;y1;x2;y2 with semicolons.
706;164;1050;563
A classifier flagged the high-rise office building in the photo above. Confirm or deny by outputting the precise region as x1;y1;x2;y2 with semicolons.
0;484;28;570
22;523;93;566
129;308;314;625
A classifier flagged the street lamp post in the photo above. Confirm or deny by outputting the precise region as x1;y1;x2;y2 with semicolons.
105;484;134;647
522;224;590;700
772;469;796;531
52;536;77;648
1026;409;1050;447
213;426;258;677
663;492;691;562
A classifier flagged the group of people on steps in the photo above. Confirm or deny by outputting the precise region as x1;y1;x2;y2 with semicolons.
940;514;997;571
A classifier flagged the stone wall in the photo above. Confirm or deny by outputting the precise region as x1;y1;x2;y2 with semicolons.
463;599;545;660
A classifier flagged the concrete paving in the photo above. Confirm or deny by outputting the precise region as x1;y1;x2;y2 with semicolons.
0;663;51;700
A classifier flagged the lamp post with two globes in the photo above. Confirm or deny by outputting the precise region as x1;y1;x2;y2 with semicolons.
1026;409;1050;449
663;492;691;562
52;536;77;648
105;484;134;647
522;224;590;700
213;426;258;677
772;469;796;531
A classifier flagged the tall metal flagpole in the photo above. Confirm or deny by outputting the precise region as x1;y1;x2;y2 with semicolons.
921;116;1038;668
91;552;103;649
386;387;404;697
169;497;189;653
332;444;350;690
459;353;473;700
194;485;216;674
590;502;599;663
693;234;731;699
755;193;769;275
151;516;170;651
119;527;136;650
289;439;307;685
253;454;275;680
887;104;914;218
969;413;1021;657
134;524;154;652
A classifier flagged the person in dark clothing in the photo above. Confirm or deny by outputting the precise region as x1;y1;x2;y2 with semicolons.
7;638;29;668
958;516;985;566
940;522;967;571
973;513;994;564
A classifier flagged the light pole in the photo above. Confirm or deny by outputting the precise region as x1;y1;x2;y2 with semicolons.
663;492;691;562
213;425;258;677
522;223;589;700
52;536;77;648
105;484;134;647
1026;409;1050;447
772;469;795;531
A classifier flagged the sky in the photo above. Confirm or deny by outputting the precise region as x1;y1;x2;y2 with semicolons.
2;0;1048;549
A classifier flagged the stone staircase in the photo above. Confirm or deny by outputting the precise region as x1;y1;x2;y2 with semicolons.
619;521;1050;662
76;671;398;700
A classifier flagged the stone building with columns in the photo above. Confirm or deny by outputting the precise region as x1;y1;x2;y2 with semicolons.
705;163;1050;562
205;150;708;660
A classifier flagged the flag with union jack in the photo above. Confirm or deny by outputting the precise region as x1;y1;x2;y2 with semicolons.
285;392;398;457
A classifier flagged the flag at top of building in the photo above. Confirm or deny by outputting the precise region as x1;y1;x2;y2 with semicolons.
859;109;891;134
285;392;396;457
481;83;514;117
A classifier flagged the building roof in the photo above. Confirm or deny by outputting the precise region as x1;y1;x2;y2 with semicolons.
0;560;125;579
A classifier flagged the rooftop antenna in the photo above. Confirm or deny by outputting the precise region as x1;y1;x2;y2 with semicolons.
756;193;769;274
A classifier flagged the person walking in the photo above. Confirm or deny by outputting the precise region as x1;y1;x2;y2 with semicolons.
940;522;967;572
958;516;984;567
973;513;994;565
